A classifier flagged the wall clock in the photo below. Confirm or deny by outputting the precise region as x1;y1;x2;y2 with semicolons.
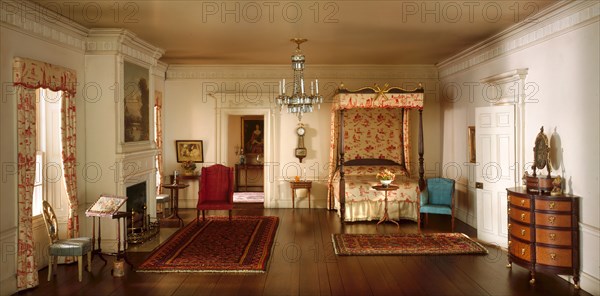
295;124;307;163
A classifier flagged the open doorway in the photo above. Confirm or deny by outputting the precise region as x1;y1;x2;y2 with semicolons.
228;114;265;205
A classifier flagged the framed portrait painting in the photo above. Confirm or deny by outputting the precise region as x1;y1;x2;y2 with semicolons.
241;116;264;155
176;140;204;163
124;61;150;143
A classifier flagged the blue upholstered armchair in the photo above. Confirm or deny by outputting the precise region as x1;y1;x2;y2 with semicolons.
420;178;455;231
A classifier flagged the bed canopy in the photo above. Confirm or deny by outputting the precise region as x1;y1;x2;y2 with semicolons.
327;84;425;223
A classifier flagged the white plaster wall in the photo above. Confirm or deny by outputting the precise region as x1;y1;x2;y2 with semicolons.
438;8;599;294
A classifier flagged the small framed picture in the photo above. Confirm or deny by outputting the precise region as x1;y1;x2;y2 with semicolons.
176;140;203;163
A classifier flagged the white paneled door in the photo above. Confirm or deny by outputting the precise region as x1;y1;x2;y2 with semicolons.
475;105;517;248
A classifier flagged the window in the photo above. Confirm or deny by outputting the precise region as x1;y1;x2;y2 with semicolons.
32;89;63;216
32;152;44;216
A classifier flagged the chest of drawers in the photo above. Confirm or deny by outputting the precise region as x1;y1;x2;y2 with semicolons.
506;187;580;288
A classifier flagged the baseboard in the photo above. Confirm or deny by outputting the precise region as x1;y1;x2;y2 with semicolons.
455;207;477;228
580;271;600;296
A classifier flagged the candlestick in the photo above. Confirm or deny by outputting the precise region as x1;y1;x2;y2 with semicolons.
315;79;319;94
282;79;286;93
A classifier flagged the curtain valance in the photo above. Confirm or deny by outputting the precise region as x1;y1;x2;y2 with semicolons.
331;85;424;111
13;57;77;95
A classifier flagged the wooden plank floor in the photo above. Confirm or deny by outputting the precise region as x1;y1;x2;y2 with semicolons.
17;206;589;296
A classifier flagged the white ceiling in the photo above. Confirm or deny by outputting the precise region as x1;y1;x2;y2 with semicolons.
32;0;558;65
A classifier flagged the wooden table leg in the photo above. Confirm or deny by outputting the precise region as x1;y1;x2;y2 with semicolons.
115;215;133;268
376;191;400;229
92;217;107;264
291;188;295;209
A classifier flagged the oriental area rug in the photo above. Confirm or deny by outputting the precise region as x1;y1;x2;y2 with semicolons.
332;233;488;256
138;216;278;273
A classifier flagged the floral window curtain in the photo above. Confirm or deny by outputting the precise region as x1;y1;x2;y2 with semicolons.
155;91;164;192
13;57;77;290
62;90;78;240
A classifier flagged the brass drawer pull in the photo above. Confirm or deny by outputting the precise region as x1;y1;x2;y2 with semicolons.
508;223;511;230
520;200;525;206
549;233;556;241
549;201;556;209
508;209;511;215
550;253;556;260
548;216;556;224
521;248;526;256
521;229;526;236
508;240;512;246
520;213;526;221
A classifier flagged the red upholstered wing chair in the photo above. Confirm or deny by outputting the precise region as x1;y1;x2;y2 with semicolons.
197;164;234;222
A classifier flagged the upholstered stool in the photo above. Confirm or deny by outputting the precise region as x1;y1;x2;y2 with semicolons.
156;194;170;218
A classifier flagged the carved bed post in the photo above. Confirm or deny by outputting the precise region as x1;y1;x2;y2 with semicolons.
418;109;425;191
339;109;346;224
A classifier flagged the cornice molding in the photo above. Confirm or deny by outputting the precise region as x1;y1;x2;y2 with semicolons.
438;1;599;78
166;65;438;80
86;28;165;67
0;0;88;52
155;61;169;74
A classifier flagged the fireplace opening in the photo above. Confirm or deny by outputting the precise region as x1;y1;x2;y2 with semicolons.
125;181;159;244
126;181;146;217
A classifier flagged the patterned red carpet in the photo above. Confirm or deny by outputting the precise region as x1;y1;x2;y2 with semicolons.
332;233;488;256
138;216;278;272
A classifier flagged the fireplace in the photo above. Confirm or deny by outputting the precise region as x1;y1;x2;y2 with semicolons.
125;181;159;244
126;181;146;216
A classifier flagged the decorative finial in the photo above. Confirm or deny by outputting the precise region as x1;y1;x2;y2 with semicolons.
291;38;308;49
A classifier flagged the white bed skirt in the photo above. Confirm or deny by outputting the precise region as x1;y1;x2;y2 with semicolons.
334;198;418;222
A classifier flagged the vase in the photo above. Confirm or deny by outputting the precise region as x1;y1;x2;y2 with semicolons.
380;179;392;187
183;169;195;176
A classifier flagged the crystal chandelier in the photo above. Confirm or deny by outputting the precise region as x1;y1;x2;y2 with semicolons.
276;38;323;121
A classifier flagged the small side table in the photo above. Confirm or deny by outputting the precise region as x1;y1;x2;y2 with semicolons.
112;211;133;268
89;211;133;268
289;181;312;208
372;184;399;229
162;183;189;227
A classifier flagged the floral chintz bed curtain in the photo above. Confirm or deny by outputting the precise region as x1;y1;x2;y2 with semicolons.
13;57;78;290
326;87;424;210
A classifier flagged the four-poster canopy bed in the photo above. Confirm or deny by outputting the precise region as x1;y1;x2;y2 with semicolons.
327;84;425;225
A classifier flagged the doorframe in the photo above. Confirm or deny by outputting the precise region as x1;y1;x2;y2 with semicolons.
212;93;279;208
479;68;529;181
474;69;529;247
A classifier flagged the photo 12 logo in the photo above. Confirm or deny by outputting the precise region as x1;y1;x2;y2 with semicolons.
1;1;140;24
400;1;540;24
201;1;339;23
